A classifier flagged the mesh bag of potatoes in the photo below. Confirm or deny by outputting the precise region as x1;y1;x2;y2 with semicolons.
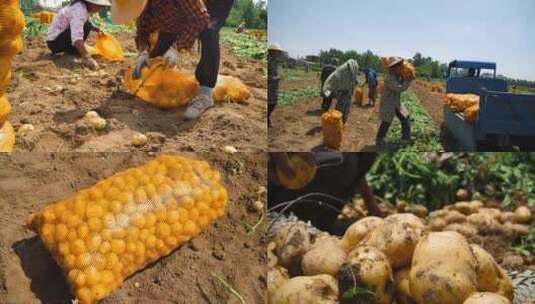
321;109;343;149
27;155;228;304
381;56;415;79
123;58;251;108
464;104;479;124
0;120;15;152
443;93;479;112
87;32;124;62
31;11;55;24
353;87;363;106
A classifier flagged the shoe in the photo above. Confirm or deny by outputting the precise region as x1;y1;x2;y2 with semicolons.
184;94;214;120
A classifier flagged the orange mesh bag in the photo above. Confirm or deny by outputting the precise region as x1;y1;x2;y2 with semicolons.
213;75;251;103
27;154;228;304
321;109;343;149
400;62;416;79
0;59;12;92
87;32;124;62
443;93;479;112
31;11;55;23
0;2;25;39
123;58;200;108
464;104;479;124
381;56;389;69
0;120;15;152
353;87;363;106
0;35;22;57
0;95;11;125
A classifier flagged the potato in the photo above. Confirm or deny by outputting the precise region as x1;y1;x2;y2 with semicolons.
453;201;473;215
268;266;289;303
271;274;339;304
513;206;532;224
499;212;515;224
397;200;410;212
268;242;279;268
394;267;415;304
470;244;513;300
502;222;530;239
340;216;384;251
302;237;347;276
457;189;470;201
410;204;428;218
463;292;511;304
467;213;502;234
362;213;426;269
275;223;311;270
469;200;484;211
444;210;467;224
410;231;477;304
429;218;447;231
478;208;501;221
444;223;478;238
337;246;394;304
429;209;448;219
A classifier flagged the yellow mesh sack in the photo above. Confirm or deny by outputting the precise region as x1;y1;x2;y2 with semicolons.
123;58;200;108
0;120;15;152
353;87;363;106
0;35;22;57
0;95;11;125
321;109;343;149
27;155;228;304
443;93;479;112
464;104;479;124
0;61;12;92
31;11;55;24
87;32;124;62
213;75;251;103
400;62;416;79
0;2;25;39
276;153;317;190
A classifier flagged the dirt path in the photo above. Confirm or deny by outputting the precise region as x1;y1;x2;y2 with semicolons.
6;32;266;152
269;82;381;151
0;152;267;304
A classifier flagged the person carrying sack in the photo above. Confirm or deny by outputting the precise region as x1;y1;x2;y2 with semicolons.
322;59;359;124
376;57;414;145
46;0;110;70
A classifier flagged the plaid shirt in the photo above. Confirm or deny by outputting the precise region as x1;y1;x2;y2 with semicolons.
136;0;210;51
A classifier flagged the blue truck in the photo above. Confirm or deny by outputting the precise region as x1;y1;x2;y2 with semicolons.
444;60;535;151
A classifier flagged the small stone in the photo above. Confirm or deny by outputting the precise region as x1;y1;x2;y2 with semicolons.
212;251;224;261
223;145;238;154
134;282;140;288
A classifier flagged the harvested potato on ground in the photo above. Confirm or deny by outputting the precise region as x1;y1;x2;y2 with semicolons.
275;223;311;271
410;204;428;218
444;210;467;224
394;267;415;304
429;209;448;219
457;189;469;201
396;201;410;213
429;217;447;231
302;237;347;276
463;292;511;304
268;266;289;303
340;216;384;252
268;242;278;268
453;201;473;215
444;223;478;238
410;231;477;304
478;208;502;221
337;246;394;304
467;213;502;234
468;200;484;211
362;213;426;269
513;206;532;224
499;212;515;224
502;222;530;239
271;274;339;304
470;244;513;300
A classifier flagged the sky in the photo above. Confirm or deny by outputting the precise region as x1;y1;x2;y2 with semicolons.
269;0;535;81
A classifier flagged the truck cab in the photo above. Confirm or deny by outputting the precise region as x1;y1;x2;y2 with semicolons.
446;60;507;94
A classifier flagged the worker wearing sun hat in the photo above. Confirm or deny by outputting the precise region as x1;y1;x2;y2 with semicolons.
112;0;235;120
376;56;414;146
268;43;285;127
46;0;111;70
322;59;360;124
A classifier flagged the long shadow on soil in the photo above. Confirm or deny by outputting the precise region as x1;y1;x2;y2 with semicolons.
12;237;73;304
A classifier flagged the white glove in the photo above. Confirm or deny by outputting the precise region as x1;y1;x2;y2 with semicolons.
324;90;332;98
163;47;179;67
132;51;150;79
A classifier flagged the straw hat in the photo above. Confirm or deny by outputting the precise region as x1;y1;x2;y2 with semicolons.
111;0;148;24
86;0;111;6
387;56;404;68
268;43;285;52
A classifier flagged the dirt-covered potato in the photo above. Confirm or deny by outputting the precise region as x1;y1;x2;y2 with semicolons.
429;209;448;219
499;212;515;224
470;244;513;300
467;213;502;234
502;222;530;240
429;217;448;231
271;274;339;304
478;208;502;221
444;223;478;238
268;242;279;268
362;213;426;269
444;210;467;223
410;231;477;304
340;216;384;251
302;237;347;276
394;267;415;304
469;200;484;211
410;204;428;218
453;201;473;215
457;189;469;201
268;266;290;303
513;206;532;224
463;292;511;304
275;223;311;270
337;246;394;304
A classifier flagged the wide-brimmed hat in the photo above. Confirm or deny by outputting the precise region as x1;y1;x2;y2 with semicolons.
111;0;147;24
268;43;285;52
86;0;111;6
387;56;404;68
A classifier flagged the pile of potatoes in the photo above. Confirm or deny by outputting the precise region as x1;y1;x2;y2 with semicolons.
268;209;525;304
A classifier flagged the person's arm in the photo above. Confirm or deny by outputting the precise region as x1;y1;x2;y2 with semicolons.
356;177;383;217
69;6;98;69
150;32;177;58
384;73;412;93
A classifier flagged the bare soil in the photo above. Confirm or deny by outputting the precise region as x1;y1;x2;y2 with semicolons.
6;32;267;152
0;152;267;304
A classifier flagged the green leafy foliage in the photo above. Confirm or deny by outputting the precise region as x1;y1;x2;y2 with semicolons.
226;0;267;29
90;15;132;34
279;86;319;106
281;67;317;81
342;286;375;300
23;16;49;37
512;226;535;256
367;152;535;210
221;27;266;60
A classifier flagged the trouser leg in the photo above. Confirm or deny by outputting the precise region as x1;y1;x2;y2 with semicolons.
396;108;411;140
47;21;93;55
268;103;276;126
376;120;391;142
335;91;352;124
195;0;234;88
